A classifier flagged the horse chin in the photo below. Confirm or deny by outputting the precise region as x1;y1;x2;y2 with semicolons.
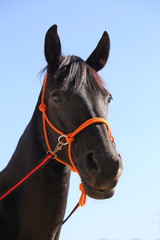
81;179;115;200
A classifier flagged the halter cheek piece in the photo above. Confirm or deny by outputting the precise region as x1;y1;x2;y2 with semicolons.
39;74;115;207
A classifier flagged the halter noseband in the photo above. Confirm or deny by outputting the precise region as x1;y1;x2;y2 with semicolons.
39;74;115;207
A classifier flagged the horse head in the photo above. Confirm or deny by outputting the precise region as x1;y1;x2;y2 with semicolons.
42;25;123;200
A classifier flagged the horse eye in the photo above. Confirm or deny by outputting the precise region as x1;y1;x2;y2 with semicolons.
108;95;113;103
52;94;61;103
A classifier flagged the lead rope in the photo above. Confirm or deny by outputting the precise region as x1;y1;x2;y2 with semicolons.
0;147;82;224
0;154;52;201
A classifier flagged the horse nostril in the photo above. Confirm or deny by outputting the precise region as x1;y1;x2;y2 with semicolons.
85;153;100;173
84;151;122;178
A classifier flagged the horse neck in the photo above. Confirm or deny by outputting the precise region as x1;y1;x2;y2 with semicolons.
0;94;44;190
0;93;71;238
0;92;70;194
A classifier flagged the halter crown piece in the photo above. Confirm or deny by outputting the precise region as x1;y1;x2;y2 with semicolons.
39;74;115;207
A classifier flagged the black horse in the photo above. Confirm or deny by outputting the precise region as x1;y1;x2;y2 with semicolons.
0;25;123;240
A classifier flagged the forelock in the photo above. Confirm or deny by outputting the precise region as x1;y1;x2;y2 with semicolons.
50;55;105;94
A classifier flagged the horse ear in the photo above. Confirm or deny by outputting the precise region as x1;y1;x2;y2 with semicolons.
86;31;110;72
45;24;63;69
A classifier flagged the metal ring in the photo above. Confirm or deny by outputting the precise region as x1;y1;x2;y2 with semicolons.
58;135;69;145
112;141;116;148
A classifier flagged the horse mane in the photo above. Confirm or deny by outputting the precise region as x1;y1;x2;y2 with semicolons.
47;55;106;94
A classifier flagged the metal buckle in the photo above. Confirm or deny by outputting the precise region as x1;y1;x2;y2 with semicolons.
48;135;69;158
46;150;58;158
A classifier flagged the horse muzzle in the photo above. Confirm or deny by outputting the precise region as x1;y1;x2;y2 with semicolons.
79;150;123;199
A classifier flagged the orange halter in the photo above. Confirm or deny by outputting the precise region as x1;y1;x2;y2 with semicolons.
39;74;115;207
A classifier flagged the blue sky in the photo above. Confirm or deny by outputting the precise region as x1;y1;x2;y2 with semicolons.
0;1;160;239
